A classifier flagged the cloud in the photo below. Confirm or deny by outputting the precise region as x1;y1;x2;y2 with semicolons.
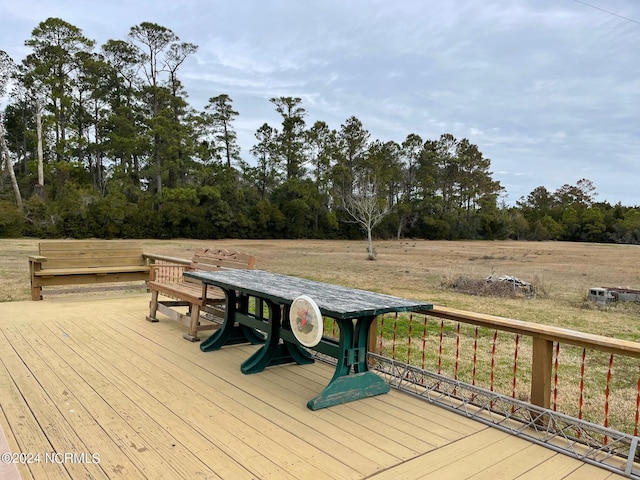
1;0;639;206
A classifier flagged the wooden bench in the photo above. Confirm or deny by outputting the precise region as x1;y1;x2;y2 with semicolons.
145;248;256;342
29;240;152;301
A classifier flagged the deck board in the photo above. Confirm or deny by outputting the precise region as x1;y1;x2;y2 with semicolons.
0;326;104;479
47;313;298;479
3;322;192;479
0;295;629;480
38;324;233;480
105;305;424;469
465;443;557;479
97;310;408;474
65;304;363;479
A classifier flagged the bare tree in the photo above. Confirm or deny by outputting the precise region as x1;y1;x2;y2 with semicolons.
342;175;390;260
13;63;46;198
0;117;23;211
0;50;23;211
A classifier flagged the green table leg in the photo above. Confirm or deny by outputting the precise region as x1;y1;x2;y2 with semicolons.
307;315;389;410
241;299;314;374
307;372;390;410
200;290;265;352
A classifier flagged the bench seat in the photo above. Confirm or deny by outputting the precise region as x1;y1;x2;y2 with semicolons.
148;280;225;305
146;248;256;341
34;265;151;277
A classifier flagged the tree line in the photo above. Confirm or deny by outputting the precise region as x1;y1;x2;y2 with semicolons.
1;18;639;246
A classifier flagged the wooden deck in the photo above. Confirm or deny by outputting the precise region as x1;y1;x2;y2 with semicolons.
0;295;627;480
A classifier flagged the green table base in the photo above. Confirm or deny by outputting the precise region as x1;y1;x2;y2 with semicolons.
184;270;434;410
200;324;264;352
201;294;388;409
200;289;265;352
307;371;390;410
242;341;314;374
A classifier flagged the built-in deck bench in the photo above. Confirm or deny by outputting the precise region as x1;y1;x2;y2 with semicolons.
145;248;256;341
29;240;152;301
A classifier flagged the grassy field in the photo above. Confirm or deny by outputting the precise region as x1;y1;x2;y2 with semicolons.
3;237;640;339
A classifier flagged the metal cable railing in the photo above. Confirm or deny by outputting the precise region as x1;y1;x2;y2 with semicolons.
369;352;639;479
312;305;640;478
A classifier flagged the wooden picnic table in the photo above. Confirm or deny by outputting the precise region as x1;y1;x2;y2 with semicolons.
185;269;433;410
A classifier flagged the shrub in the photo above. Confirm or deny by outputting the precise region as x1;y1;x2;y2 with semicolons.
0;200;23;237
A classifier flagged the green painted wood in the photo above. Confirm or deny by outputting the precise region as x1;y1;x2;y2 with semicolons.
185;269;433;319
200;291;265;352
306;372;391;410
241;343;314;374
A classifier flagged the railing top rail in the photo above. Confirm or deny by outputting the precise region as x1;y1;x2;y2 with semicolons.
419;305;640;358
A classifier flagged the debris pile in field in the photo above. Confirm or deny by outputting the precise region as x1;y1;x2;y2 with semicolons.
451;273;534;298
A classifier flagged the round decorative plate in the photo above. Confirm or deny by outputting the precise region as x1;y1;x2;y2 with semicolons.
290;295;323;347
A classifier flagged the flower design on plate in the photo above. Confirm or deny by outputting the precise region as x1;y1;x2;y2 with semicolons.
290;295;323;347
296;305;315;333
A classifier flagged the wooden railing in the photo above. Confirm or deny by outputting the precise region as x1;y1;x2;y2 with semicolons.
360;305;640;437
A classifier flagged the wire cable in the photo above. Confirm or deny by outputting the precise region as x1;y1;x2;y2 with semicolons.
573;0;640;26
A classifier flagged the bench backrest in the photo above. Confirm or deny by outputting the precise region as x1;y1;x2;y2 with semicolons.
188;248;256;275
39;240;146;269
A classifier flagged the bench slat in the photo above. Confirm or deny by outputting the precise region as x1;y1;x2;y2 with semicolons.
190;248;256;270
34;266;150;277
34;271;150;288
148;281;225;304
38;240;143;252
43;255;148;269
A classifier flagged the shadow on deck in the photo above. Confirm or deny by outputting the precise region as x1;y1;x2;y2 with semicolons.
0;295;626;479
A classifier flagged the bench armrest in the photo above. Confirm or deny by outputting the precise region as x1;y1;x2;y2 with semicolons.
143;253;191;265
28;255;47;278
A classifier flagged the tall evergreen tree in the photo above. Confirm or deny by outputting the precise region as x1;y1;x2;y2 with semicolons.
270;96;306;181
128;22;181;199
396;133;423;238
249;123;279;199
306;120;336;234
205;94;240;168
333;116;370;197
100;39;145;185
21;18;95;163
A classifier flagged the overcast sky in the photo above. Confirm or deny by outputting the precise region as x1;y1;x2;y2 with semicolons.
1;0;639;206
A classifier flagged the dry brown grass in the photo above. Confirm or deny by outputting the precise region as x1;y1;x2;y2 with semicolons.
2;238;640;339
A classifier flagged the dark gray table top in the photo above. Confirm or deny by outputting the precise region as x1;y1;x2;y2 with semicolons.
186;269;432;320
